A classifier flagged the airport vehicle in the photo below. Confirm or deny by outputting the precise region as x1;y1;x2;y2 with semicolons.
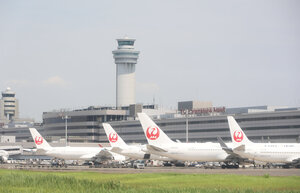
29;128;114;162
137;113;231;162
103;123;173;161
227;116;300;166
133;160;145;169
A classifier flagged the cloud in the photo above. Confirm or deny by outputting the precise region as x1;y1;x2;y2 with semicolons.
43;76;68;87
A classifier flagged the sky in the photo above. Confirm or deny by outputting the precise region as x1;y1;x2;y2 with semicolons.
0;0;299;122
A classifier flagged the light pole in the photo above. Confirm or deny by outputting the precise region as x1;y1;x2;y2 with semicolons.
62;115;71;146
185;110;189;143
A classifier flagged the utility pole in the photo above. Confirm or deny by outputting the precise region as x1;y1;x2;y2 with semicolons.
185;109;189;143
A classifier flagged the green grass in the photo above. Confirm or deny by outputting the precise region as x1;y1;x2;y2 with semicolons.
0;169;299;193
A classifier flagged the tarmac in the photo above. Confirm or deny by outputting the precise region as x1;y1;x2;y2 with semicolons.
1;164;300;176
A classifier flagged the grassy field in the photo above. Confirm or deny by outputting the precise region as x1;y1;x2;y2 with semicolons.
0;169;299;193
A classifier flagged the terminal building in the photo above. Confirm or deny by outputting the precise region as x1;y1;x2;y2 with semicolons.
41;103;300;144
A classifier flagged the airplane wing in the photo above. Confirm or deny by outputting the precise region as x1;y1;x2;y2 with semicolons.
217;137;250;163
146;144;168;152
94;149;114;160
217;137;234;154
0;146;23;156
110;147;123;154
80;149;113;161
23;148;37;153
80;153;99;159
233;145;246;152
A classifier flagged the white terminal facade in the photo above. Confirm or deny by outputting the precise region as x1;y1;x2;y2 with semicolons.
112;37;140;108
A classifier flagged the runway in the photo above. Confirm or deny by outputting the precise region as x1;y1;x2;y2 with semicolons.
1;164;300;176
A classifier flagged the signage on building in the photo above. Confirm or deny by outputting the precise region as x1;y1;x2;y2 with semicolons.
181;107;226;115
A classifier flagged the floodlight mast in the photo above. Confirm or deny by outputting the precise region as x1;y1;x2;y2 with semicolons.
62;115;71;146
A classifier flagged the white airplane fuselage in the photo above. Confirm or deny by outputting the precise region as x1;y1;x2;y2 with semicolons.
148;143;229;162
29;128;119;161
42;146;102;160
235;143;300;163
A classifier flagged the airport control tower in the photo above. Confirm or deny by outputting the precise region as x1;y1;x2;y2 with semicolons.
112;37;140;108
0;87;19;121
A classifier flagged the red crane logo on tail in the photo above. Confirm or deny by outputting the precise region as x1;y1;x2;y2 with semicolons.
35;136;43;145
109;133;118;143
233;131;243;142
146;127;160;140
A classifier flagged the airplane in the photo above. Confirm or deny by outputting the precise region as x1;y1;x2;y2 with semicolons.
0;150;9;163
137;113;234;164
102;123;173;161
29;128;118;162
227;116;300;166
0;146;23;163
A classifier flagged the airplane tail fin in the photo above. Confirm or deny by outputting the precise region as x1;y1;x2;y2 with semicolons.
137;113;174;145
29;128;52;151
227;116;252;146
102;123;128;148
